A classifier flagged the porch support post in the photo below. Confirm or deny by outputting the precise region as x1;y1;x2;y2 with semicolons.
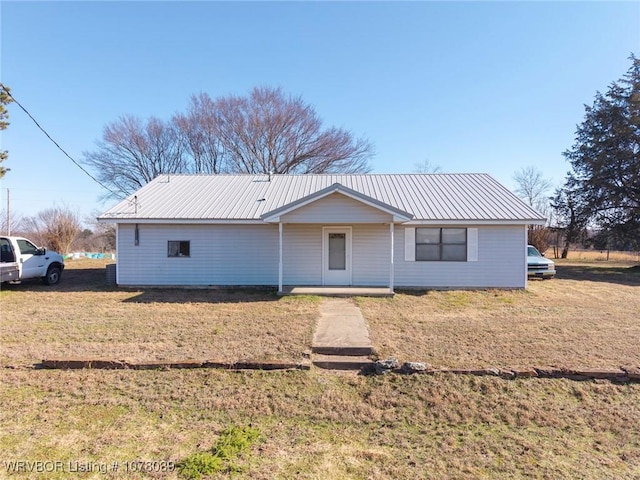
278;222;283;294
389;222;395;293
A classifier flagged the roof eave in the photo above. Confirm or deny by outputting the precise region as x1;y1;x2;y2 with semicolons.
405;218;547;226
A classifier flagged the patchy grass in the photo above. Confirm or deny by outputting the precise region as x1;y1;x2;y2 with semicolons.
177;425;261;479
1;259;639;478
0;259;317;366
357;260;640;369
0;369;639;479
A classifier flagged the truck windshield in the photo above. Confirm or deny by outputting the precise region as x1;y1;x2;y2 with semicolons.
527;246;542;257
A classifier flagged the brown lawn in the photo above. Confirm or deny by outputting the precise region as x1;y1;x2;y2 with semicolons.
357;259;640;369
0;259;318;367
1;257;639;479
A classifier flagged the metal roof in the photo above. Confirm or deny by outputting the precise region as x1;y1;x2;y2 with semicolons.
98;173;546;224
260;183;414;222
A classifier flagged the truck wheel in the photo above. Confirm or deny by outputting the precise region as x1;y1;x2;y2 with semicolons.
43;265;62;285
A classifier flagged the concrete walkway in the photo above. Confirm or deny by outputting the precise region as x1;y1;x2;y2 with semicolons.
311;298;374;370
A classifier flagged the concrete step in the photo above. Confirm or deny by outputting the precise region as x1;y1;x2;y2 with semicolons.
312;354;373;371
311;345;373;356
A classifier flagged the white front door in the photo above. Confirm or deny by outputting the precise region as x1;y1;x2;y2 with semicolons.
322;227;352;286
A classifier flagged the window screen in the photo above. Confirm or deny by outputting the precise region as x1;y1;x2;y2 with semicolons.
168;241;190;257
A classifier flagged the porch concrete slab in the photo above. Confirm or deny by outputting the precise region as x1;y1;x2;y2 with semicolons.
311;298;373;356
281;286;393;298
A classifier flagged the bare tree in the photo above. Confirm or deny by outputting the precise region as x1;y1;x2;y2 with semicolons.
209;87;373;174
412;159;442;173
0;208;26;235
27;206;82;254
528;225;553;255
513;166;552;215
83;115;186;199
174;93;224;174
86;211;116;252
513;166;554;252
83;87;374;197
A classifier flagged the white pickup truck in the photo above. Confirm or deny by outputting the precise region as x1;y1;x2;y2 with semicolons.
0;236;65;285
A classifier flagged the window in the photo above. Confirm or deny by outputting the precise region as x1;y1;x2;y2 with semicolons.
17;239;39;256
416;228;467;261
0;238;15;262
168;241;190;257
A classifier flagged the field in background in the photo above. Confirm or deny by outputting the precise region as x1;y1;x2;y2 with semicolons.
546;248;640;263
1;257;639;479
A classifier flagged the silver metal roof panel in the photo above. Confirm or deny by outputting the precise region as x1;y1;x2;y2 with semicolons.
98;173;546;223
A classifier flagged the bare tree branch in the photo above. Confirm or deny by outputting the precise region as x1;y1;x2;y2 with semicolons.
513;166;552;215
413;159;442;174
26;206;82;254
83;87;374;197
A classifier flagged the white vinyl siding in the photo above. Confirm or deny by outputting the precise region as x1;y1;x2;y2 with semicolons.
117;224;278;286
397;225;525;288
282;225;322;285
282;224;389;286
352;224;389;286
115;223;525;289
281;193;392;223
404;227;415;261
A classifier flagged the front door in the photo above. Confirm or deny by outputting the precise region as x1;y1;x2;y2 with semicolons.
322;227;352;285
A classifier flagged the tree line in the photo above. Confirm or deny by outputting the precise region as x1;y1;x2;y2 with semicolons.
2;206;114;254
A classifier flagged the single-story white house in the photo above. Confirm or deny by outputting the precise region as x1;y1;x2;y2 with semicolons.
98;173;545;291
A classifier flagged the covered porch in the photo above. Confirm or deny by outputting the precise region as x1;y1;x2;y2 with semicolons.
260;183;414;296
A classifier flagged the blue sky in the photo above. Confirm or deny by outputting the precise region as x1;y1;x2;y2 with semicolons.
1;1;638;224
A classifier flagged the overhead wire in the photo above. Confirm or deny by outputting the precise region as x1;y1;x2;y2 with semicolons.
0;83;125;200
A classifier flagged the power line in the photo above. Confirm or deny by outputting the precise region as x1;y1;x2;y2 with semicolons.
0;83;124;199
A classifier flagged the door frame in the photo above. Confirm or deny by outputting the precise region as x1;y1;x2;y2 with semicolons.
321;226;352;286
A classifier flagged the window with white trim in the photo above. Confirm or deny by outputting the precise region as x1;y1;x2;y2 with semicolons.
416;228;467;261
168;241;190;257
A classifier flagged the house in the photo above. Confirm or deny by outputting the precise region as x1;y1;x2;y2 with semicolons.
98;173;546;291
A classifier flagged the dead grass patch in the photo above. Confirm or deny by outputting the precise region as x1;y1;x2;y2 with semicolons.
1;258;639;478
1;369;639;479
358;260;640;369
547;248;640;263
0;260;317;366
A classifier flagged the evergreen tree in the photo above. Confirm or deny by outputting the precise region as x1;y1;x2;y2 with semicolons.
562;55;640;249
